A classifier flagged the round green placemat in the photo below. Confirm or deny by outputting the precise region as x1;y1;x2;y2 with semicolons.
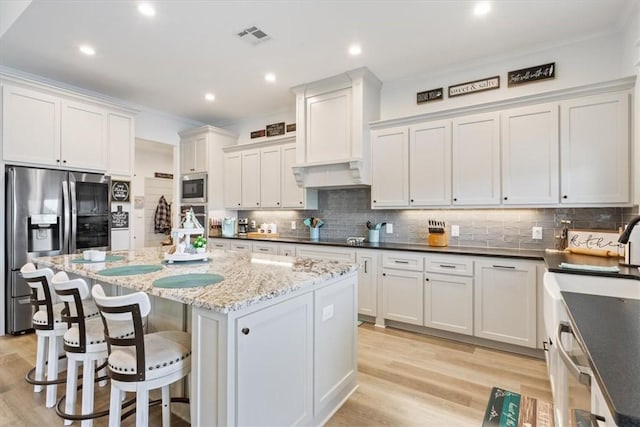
153;273;224;289
72;255;125;264
97;265;163;276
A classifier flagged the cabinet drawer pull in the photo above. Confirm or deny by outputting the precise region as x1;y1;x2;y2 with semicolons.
236;246;245;249
364;260;368;274
492;265;516;269
241;327;250;335
439;264;456;269
394;260;409;264
259;248;269;252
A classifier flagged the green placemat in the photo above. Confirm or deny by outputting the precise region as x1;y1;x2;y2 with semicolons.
72;255;125;264
97;264;163;276
153;273;224;289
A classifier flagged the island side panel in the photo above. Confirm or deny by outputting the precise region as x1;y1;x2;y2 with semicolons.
314;274;359;424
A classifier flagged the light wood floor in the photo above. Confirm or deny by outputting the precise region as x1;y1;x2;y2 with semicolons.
0;323;552;426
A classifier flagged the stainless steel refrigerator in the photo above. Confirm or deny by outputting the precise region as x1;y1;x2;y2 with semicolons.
5;166;111;334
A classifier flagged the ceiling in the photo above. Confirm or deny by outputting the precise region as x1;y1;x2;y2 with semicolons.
0;0;635;126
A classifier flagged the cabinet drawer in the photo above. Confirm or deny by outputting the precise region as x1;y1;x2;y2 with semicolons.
424;256;473;276
278;244;296;257
252;242;278;255
296;246;356;263
382;252;424;271
230;242;252;252
208;239;230;250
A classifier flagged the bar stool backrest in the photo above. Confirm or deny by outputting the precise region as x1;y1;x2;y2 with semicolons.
92;284;151;382
52;271;90;352
20;263;58;330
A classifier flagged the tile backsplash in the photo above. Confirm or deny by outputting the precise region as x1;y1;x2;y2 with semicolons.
241;188;638;250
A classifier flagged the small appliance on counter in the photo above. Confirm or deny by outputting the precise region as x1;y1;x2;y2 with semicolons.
222;217;236;237
619;215;640;267
238;218;249;236
427;219;448;247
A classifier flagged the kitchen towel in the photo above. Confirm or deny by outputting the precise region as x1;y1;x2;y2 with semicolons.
559;263;620;273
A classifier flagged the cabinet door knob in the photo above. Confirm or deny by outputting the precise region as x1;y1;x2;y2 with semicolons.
503;197;508;200
453;198;457;202
425;277;429;281
299;201;303;205
373;200;377;203
256;202;260;206
62;160;67;164
563;195;568;199
410;199;414;203
382;272;386;276
276;202;280;206
56;159;60;163
241;327;250;335
237;203;241;206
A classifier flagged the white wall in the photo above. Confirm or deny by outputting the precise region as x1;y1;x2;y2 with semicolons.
379;31;630;121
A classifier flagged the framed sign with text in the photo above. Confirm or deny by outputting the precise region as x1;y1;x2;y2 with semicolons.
449;76;500;97
508;63;555;87
111;180;130;202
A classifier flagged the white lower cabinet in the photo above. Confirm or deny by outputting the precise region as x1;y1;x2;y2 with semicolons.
236;293;314;426
278;244;296;257
296;246;356;263
423;272;473;335
382;268;423;326
252;241;279;255
474;259;537;348
230;242;252;252
356;251;378;317
208;238;230;250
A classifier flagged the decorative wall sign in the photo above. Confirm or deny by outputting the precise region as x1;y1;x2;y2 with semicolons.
417;88;443;104
448;76;500;97
111;205;129;229
154;172;173;179
508;62;555;87
286;123;296;132
111;180;130;202
266;122;285;137
250;129;266;139
567;229;622;253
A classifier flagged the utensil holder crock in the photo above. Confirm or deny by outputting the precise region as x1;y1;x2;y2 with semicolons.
368;229;379;243
309;228;319;240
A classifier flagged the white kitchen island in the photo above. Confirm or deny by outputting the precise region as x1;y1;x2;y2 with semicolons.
34;247;359;426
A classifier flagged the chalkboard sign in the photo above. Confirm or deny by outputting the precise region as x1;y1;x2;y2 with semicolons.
266;122;285;137
286;123;296;132
508;63;555;87
111;207;129;229
417;88;443;104
111;181;130;202
250;129;266;139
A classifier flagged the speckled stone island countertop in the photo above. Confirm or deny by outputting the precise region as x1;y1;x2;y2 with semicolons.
33;247;357;313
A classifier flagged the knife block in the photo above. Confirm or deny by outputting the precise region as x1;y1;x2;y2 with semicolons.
428;232;448;247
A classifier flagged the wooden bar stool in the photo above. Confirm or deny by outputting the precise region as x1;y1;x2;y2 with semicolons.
21;262;70;407
92;284;191;427
52;272;134;426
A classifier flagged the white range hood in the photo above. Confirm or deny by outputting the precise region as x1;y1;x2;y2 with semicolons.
291;67;381;188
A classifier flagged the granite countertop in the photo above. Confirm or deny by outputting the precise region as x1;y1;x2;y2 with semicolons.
33;247;357;313
544;252;640;281
562;292;640;427
212;235;546;260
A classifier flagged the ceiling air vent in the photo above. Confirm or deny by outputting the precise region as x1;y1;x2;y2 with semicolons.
236;26;270;45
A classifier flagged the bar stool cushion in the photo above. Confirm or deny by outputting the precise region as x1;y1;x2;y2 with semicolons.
32;300;100;327
63;317;134;350
108;331;191;381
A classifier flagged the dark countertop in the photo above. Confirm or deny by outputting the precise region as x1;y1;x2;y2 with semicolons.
562;292;640;427
545;252;640;281
210;235;545;260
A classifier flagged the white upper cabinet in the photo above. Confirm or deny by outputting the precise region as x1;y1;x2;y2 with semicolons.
241;149;261;208
281;143;317;209
60;100;107;171
260;145;282;208
2;82;135;173
371;127;409;208
107;112;134;177
180;135;208;174
560;91;630;205
452;112;501;206
501;103;559;205
224;151;242;209
305;88;352;163
2;84;60;166
410;120;452;206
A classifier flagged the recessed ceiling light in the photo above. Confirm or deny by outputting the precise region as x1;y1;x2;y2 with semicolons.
138;2;156;17
348;44;362;56
474;1;491;16
204;93;215;102
264;73;276;83
79;45;96;56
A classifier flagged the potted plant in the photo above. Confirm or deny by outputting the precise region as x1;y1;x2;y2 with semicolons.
192;236;207;253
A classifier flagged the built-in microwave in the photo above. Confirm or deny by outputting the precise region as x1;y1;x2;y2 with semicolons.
181;172;207;204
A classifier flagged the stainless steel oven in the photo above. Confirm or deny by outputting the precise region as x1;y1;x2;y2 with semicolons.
181;172;207;203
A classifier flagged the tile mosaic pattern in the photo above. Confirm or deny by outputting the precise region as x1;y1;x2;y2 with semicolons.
241;188;638;250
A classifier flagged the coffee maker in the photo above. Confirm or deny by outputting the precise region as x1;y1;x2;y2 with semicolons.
238;218;249;236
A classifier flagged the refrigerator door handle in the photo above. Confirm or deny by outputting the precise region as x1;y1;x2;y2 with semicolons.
62;178;71;254
7;167;16;269
69;174;77;253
